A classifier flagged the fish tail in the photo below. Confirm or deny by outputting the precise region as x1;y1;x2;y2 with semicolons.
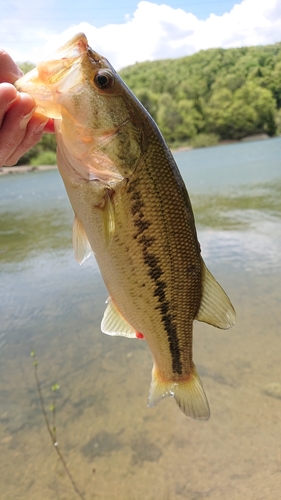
148;363;210;420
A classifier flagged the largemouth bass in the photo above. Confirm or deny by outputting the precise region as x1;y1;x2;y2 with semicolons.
16;34;236;419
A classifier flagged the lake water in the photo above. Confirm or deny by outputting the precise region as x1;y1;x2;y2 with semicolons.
0;138;281;500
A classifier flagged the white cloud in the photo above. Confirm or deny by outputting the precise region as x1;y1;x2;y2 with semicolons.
3;0;281;69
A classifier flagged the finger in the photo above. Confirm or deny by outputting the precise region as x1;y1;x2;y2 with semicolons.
0;92;36;166
3;114;49;166
43;118;55;134
0;50;23;83
0;83;19;125
33;113;55;134
0;85;54;135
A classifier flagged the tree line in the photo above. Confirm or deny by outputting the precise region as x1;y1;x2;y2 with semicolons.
120;42;281;148
18;42;281;164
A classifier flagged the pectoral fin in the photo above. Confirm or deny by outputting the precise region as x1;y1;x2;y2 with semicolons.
102;191;115;248
196;258;236;329
101;298;137;338
72;215;92;264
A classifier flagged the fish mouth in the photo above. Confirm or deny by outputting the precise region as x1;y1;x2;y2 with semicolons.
15;33;92;119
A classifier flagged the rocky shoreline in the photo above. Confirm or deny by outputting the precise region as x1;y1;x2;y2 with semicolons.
0;165;57;175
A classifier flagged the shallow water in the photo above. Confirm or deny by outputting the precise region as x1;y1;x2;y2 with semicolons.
0;138;281;500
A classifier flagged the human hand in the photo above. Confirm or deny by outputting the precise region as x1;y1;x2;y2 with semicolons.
0;50;54;167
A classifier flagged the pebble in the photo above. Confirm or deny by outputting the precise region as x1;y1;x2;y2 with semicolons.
263;382;281;400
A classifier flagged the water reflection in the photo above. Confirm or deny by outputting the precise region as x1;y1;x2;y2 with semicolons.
0;169;72;266
193;179;281;273
193;179;281;230
0;209;72;264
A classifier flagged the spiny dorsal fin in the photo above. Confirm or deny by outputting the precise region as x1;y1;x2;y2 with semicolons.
72;215;92;264
101;297;137;338
196;258;236;329
148;363;210;420
102;191;115;248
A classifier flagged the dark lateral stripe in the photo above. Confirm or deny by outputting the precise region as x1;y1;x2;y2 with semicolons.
159;309;182;374
143;247;183;374
128;181;183;374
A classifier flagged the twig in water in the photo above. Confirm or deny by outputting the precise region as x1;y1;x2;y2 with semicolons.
30;350;86;500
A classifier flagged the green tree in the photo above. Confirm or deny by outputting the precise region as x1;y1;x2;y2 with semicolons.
134;88;159;121
206;82;276;139
18;61;35;74
156;93;182;142
176;99;205;140
17;133;56;165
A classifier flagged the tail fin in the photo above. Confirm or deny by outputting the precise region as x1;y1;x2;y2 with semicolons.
148;363;210;420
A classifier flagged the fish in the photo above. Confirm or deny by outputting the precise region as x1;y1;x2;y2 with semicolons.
15;33;236;419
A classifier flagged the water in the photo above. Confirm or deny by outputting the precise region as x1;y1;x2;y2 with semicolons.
0;138;281;500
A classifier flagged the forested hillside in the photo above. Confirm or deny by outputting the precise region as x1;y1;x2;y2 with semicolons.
120;43;281;147
18;42;281;164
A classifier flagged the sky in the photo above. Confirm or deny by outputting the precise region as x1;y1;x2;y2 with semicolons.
1;0;281;69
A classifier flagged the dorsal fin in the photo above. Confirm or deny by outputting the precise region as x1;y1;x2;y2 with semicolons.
196;258;236;329
101;298;137;338
72;215;92;264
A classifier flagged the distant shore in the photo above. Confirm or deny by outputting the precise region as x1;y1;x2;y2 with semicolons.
0;133;273;176
0;165;58;176
170;132;271;152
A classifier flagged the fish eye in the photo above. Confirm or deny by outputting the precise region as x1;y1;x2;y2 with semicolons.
94;70;114;90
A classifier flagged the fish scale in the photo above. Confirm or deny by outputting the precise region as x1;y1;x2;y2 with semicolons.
15;33;236;419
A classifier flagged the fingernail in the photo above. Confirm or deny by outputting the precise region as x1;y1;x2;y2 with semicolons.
33;118;49;135
19;107;36;129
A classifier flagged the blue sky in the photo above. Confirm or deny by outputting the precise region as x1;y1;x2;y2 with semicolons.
1;0;281;69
